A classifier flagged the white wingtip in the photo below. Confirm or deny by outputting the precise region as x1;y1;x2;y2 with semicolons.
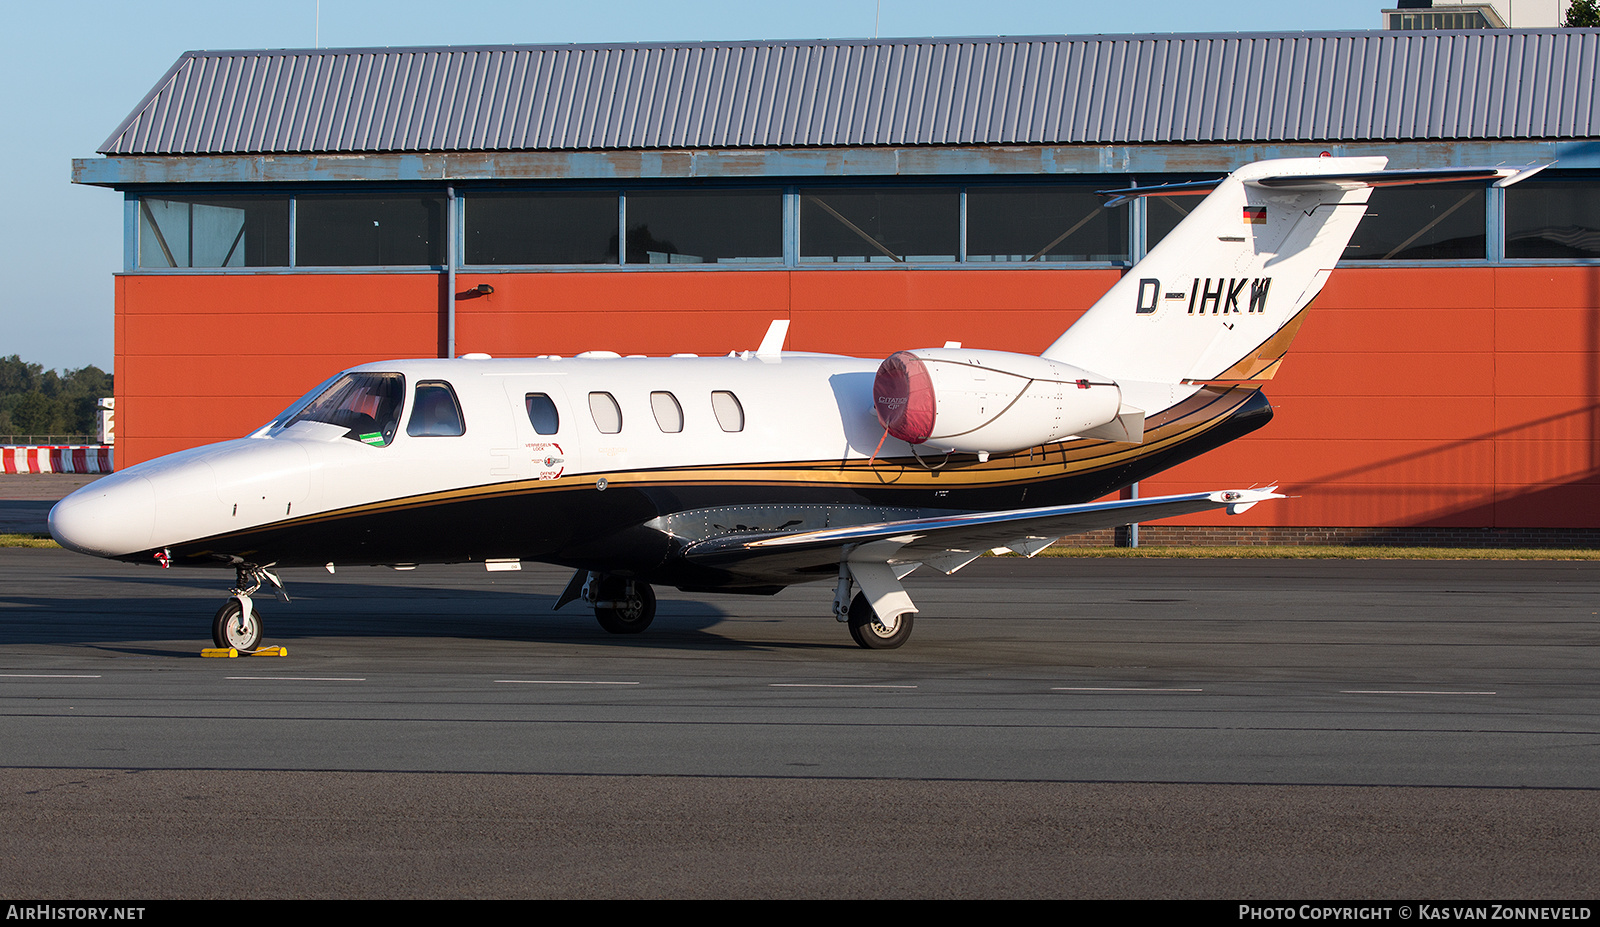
1209;487;1286;515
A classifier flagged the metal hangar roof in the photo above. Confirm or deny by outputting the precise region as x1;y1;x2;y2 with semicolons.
98;30;1600;156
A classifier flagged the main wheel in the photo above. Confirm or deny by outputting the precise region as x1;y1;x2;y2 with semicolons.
594;579;656;634
847;592;914;650
212;599;263;651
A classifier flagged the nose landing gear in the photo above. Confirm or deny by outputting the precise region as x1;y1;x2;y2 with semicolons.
210;561;289;652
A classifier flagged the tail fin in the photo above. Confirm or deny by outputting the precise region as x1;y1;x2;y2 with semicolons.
1042;156;1390;397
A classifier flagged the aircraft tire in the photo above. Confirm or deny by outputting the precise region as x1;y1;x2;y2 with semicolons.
594;581;656;634
212;599;264;651
847;592;914;650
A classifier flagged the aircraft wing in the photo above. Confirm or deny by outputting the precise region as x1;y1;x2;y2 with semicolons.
680;487;1283;582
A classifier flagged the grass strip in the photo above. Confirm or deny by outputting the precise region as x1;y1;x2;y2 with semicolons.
0;534;59;549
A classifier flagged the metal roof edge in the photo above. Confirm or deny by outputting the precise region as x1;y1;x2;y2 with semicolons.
71;139;1588;188
161;29;1600;58
96;51;200;154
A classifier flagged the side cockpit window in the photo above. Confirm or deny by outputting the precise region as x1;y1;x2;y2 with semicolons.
407;381;466;437
288;372;405;446
525;393;560;435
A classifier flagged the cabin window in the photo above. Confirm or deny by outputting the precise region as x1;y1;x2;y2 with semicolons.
711;391;744;433
288;372;406;447
650;391;684;432
525;393;560;435
589;392;623;434
406;381;465;437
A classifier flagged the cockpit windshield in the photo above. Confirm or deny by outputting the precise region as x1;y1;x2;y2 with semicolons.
285;372;406;446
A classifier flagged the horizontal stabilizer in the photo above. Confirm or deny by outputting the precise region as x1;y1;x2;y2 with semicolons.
1249;164;1548;190
1097;164;1548;206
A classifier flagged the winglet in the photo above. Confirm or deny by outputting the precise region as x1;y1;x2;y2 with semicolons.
1209;486;1283;515
756;319;791;356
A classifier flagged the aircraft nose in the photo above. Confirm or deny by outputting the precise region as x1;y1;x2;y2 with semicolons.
49;476;157;557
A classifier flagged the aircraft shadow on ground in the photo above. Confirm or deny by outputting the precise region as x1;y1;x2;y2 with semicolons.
0;570;864;652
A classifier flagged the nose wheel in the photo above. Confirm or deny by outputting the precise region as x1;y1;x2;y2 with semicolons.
212;599;264;651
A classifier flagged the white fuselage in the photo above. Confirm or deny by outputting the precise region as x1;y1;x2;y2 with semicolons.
50;352;919;561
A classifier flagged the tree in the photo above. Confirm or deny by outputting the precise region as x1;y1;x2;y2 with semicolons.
1567;0;1600;27
0;357;113;436
10;393;60;435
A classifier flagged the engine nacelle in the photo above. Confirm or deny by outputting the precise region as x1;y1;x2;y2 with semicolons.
873;348;1125;455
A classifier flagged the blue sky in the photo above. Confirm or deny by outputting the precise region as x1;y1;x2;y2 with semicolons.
0;0;1386;372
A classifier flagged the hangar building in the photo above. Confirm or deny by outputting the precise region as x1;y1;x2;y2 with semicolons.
74;30;1600;543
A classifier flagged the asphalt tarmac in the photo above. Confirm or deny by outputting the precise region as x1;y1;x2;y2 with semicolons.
2;543;1598;898
0;473;97;533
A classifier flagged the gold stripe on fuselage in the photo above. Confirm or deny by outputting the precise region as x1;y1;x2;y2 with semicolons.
211;386;1257;538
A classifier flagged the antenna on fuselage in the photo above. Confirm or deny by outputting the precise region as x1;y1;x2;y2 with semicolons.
756;319;791;357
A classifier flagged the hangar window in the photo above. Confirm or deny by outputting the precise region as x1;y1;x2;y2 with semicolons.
467;192;619;264
525;394;560;435
1144;194;1197;253
623;190;782;264
297;195;446;266
288;372;406;447
711;391;744;433
1505;179;1600;260
406;381;466;437
800;188;958;263
967;186;1129;263
137;196;289;268
1342;184;1486;261
589;392;623;434
650;391;684;433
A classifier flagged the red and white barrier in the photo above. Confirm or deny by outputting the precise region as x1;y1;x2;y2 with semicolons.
1;446;115;474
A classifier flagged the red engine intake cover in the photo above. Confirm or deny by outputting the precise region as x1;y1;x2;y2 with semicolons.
873;351;936;444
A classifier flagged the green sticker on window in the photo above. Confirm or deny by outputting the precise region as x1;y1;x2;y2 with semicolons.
360;432;384;445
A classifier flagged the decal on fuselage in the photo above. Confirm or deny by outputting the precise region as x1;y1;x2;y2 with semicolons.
1186;277;1271;315
1138;277;1273;315
530;442;565;480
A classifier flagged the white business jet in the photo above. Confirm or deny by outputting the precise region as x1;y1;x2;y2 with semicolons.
49;157;1541;650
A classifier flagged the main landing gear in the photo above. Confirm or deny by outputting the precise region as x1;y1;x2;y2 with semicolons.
555;564;919;649
845;592;915;650
555;571;657;635
834;562;918;650
210;561;289;652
